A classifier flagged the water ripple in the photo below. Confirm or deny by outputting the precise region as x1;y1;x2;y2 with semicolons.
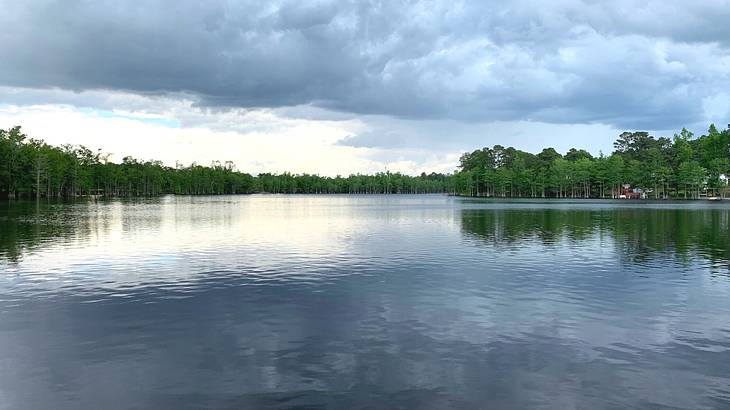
1;195;730;409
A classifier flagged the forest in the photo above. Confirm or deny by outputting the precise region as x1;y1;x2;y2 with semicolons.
0;126;450;198
1;124;729;199
454;124;730;199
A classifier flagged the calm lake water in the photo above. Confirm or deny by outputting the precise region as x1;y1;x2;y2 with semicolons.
1;195;730;409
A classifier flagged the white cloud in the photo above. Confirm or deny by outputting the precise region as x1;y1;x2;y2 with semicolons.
0;100;635;176
0;104;363;174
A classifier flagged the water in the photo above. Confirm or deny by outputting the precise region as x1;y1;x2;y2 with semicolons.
1;195;730;409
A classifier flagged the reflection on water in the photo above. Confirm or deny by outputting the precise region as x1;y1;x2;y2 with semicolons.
460;205;730;273
1;196;730;409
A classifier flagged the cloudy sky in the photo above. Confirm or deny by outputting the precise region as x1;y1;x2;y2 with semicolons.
1;0;729;175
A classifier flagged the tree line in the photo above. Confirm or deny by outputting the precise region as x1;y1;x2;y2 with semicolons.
454;124;730;199
2;124;729;199
0;126;451;199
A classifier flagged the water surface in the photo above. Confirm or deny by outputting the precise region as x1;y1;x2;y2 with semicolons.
1;195;730;409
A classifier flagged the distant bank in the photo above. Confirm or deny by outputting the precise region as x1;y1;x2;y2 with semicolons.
2;124;729;200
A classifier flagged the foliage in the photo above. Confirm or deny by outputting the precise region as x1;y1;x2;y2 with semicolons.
2;123;729;199
0;126;451;198
454;124;730;199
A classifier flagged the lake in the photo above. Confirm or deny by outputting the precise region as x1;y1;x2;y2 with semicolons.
1;195;730;409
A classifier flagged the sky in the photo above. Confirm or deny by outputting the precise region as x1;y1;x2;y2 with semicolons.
1;0;729;176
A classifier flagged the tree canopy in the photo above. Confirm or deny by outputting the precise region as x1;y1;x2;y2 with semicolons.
453;124;730;199
0;126;451;198
2;123;729;199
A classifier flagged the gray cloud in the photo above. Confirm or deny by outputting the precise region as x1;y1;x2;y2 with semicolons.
339;116;621;155
1;0;729;130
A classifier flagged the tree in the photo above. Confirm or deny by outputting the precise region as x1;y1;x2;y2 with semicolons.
677;161;707;199
4;123;730;201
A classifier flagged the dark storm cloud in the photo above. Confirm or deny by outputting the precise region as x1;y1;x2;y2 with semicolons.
0;0;729;130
